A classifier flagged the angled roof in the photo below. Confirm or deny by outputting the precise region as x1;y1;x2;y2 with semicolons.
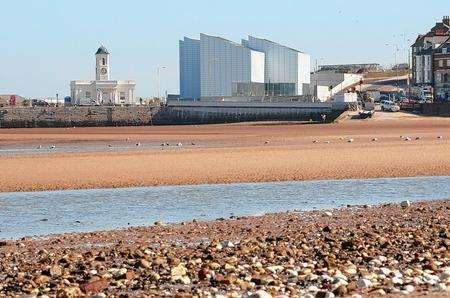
434;36;450;53
95;45;109;55
200;33;246;48
247;35;305;54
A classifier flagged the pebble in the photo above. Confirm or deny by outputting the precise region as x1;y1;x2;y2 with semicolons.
357;278;372;289
0;200;448;297
404;285;415;293
371;289;386;295
221;240;234;248
377;267;391;276
88;269;98;275
249;290;272;298
400;200;411;208
392;276;404;284
434;283;447;291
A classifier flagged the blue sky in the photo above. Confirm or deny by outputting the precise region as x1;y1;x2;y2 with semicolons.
0;0;447;98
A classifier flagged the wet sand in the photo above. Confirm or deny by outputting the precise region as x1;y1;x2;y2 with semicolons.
0;200;449;297
0;116;450;192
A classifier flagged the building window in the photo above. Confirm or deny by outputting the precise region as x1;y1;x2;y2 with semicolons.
85;91;91;98
439;60;444;67
120;92;126;101
443;48;447;54
102;58;106;66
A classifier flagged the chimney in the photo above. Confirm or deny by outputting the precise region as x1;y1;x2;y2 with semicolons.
443;16;450;26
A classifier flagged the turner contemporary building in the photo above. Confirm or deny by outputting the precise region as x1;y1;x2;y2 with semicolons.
179;34;310;100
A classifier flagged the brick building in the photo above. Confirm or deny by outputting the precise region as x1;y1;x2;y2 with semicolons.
411;16;450;100
433;39;450;100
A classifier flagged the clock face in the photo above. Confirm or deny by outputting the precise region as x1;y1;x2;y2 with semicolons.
101;68;107;75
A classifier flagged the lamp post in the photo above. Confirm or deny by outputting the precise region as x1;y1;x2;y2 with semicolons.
386;43;400;94
314;58;324;101
157;66;167;101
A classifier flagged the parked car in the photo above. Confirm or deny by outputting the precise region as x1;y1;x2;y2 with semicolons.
400;98;416;104
381;100;400;112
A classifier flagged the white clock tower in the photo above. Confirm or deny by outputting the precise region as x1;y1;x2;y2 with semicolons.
71;45;136;105
95;45;110;81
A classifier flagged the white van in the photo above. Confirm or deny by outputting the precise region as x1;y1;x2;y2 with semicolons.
381;101;400;112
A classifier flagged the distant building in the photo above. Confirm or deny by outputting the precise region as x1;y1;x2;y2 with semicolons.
243;36;310;97
310;71;363;102
319;64;381;73
179;37;201;100
434;39;450;100
70;46;136;105
391;63;410;71
411;16;450;93
179;34;310;100
0;94;26;107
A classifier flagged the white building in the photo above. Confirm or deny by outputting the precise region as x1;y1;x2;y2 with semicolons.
179;34;310;100
243;36;310;96
179;37;201;100
310;71;363;102
200;34;265;99
70;46;136;105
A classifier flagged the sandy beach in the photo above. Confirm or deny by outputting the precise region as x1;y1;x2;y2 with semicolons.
0;200;449;297
0;114;450;192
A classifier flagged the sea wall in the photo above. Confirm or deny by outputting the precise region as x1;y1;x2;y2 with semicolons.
0;102;347;128
0;106;158;128
422;102;450;116
153;101;342;125
401;102;450;116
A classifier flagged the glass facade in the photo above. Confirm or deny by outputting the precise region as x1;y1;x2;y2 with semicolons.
244;36;310;96
199;34;265;98
179;37;201;99
264;83;296;96
179;34;310;99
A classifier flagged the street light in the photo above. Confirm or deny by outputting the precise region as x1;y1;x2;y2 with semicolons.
386;43;400;94
314;58;324;100
156;66;167;101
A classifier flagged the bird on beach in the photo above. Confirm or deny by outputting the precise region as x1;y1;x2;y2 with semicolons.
50;145;56;149
372;138;378;142
136;142;141;147
264;140;270;144
313;140;319;143
437;136;443;139
107;144;112;148
191;142;196;146
37;145;42;149
324;140;331;144
177;142;183;147
415;136;422;140
404;137;412;141
348;138;354;143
